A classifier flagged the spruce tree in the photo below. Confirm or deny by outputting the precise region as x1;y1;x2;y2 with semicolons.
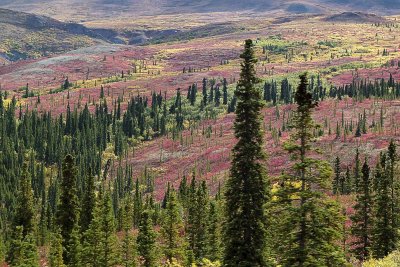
206;201;221;262
100;191;121;267
372;142;398;258
351;159;373;261
161;190;185;263
222;78;228;105
354;148;361;192
8;226;39;267
122;229;137;267
137;210;157;267
223;39;269;267
372;157;394;259
0;233;5;264
82;190;120;267
49;230;66;267
80;172;96;233
121;197;137;267
56;154;80;265
388;140;399;247
13;163;35;237
67;227;82;267
82;197;103;267
133;179;143;228
274;73;346;266
193;181;208;260
344;166;352;194
333;156;341;195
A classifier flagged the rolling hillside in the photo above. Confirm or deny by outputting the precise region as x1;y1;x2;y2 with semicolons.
1;0;400;21
0;8;125;61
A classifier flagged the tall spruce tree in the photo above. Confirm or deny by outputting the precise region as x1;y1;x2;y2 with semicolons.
49;230;66;267
194;181;208;260
137;210;157;267
12;163;35;237
372;156;394;259
388;140;399;247
0;232;5;264
56;154;80;265
206;201;221;262
160;190;185;263
223;39;269;267
274;73;346;266
333;156;341;195
80;172;96;233
99;191;121;266
351;159;373;261
372;141;399;258
7;163;37;265
121;228;137;267
354;148;361;192
82;195;103;267
7;226;39;267
82;190;120;267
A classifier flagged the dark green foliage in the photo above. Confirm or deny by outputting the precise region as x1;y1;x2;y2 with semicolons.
351;159;373;261
272;73;346;266
187;179;209;261
0;232;5;264
137;210;157;267
12;163;35;237
7;226;39;267
121;229;137;267
81;198;103;267
354;148;361;192
80;172;96;233
372;142;399;259
333;156;341;195
372;158;394;258
202;78;208;106
82;191;121;267
49;230;66;267
161;190;186;263
344;166;353;195
206;201;221;262
223;39;269;267
56;154;80;265
223;78;228;105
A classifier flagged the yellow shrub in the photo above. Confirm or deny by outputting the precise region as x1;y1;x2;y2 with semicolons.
363;251;400;267
164;258;221;267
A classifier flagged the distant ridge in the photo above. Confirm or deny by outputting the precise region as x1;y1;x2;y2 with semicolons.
323;12;388;23
1;0;400;21
0;8;121;42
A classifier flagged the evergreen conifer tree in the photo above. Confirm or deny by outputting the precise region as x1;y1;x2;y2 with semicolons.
206;201;221;262
223;39;269;267
80;172;96;233
56;154;80;265
13;163;35;237
137;210;157;267
161;190;186;263
273;73;346;266
372;157;394;259
49;230;66;267
351;159;373;261
8;226;39;267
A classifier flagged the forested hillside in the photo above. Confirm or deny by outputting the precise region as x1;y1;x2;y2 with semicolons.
0;3;400;267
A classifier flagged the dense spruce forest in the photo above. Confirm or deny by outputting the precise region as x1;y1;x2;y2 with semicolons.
0;36;399;267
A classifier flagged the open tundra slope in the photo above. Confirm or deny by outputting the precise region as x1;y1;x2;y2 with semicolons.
0;8;126;62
